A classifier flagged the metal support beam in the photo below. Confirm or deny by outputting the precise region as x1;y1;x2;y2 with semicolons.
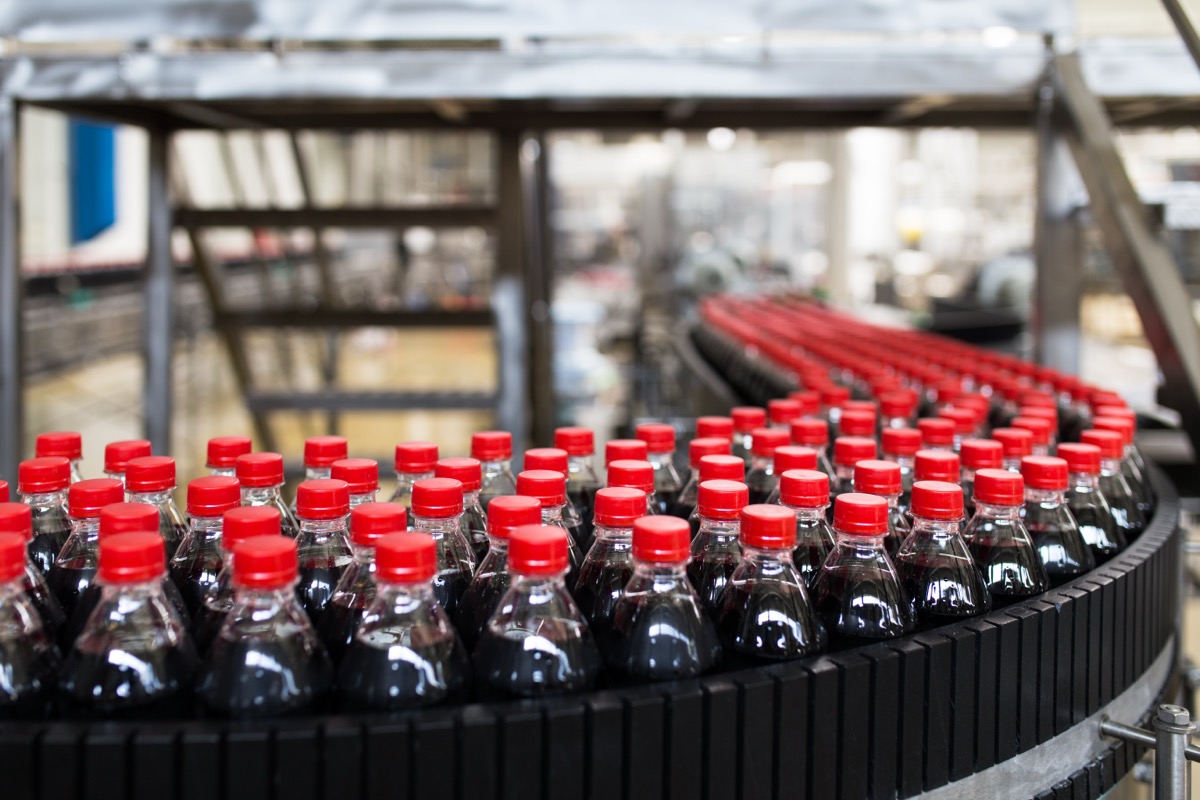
172;206;497;229
0;97;20;481
523;131;555;446
1160;0;1200;75
144;128;174;454
496;129;532;449
245;389;497;412
1053;52;1200;454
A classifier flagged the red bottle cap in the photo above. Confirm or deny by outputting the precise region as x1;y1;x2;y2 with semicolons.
607;460;655;495
960;439;1003;471
517;470;567;507
18;457;71;494
0;480;7;503
186;475;242;517
593;486;647;527
751;427;790;458
833;493;889;536
914;450;960;483
779;469;829;508
911;480;964;520
104;440;152;474
0;502;31;539
838;409;877;438
697;479;749;520
1020;391;1056;409
767;399;802;427
688;437;730;468
435;457;482;493
631;516;691;563
236;452;285;488
1080;429;1123;460
349;502;408;546
635;423;676;454
731;407;767;434
992;427;1034;459
820;386;851;409
879;391;917;420
232;535;298;589
1021;455;1069;490
1018;405;1058;424
938;407;976;437
740;504;797;549
508;525;569;575
832;436;877;468
471;431;513;462
605;439;649;466
1010;416;1052;447
223;506;283;550
69;478;124;519
375;533;437;583
0;532;24;582
331;458;379;495
295;479;351;520
554;427;595;457
790;418;829;447
97;532;165;584
1092;416;1134;447
410;477;464;518
842;399;877;414
395;441;439;474
973;468;1024;506
934;379;963;405
695;416;734;440
917;418;955;447
206;436;252;469
35;431;82;461
881;427;921;457
124;456;177;493
486;495;543;539
524;448;569;475
98;503;159;538
790;390;821;418
698;455;745;483
303;435;348;468
1094;405;1135;422
1057;443;1101;476
773;446;818;473
853;459;902;495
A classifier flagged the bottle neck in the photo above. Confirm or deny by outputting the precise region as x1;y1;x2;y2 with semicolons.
961;467;977;483
464;489;482;504
23;489;67;507
592;523;633;544
911;515;961;538
510;570;569;596
412;513;461;538
834;530;887;553
375;580;437;609
298;516;349;536
783;503;829;521
481;458;512;475
883;453;915;470
485;535;511;551
1068;472;1099;490
189;514;224;539
129;488;176;506
698;516;740;540
1025;487;1066;504
629;559;689;583
350;542;377;565
242;485;284;504
395;470;434;486
349;490;378;508
69;516;101;540
974;500;1021;520
750;454;773;472
540;504;564;523
566;455;598;479
834;464;854;481
647;452;674;468
103;470;127;483
209;466;237;478
1099;457;1122;477
304;466;332;481
741;544;795;571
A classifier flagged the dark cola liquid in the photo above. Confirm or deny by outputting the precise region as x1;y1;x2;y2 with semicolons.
568;483;599;545
811;569;913;649
669;490;697;523
649;488;677;517
297;563;348;624
338;634;470;712
1101;475;1145;541
0;637;60;720
191;603;227;656
64;580;191;651
473;625;600;700
29;510;70;574
24;572;66;639
170;559;223;619
969;535;1049;605
316;596;371;664
197;638;333;719
454;574;509;651
603;593;721;682
46;562;96;628
897;556;990;630
1069;501;1125;563
432;570;471;620
885;508;909;559
687;549;740;616
58;644;197;720
716;581;826;665
463;506;490;564
159;514;189;562
572;561;633;636
745;468;776;506
1026;513;1094;587
792;518;834;587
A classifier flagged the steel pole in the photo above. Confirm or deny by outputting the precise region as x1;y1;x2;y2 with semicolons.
144;128;174;453
1156;705;1194;800
0;96;19;481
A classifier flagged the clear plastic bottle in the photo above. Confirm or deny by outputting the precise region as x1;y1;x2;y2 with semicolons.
473;525;601;699
959;439;1003;518
745;427;790;505
1010;416;1052;458
838;409;878;439
602;516;721;682
938;407;977;451
767;398;803;430
338;533;471;711
686;456;746;538
607;459;661;518
18;457;72;574
992;427;1033;473
790;417;835;479
454;494;542;650
471;431;517;511
695;416;735;441
0;502;65;637
205;436;252;478
170;476;242;618
524;448;589;556
829;436;878;509
1017;404;1059;450
293;479;353;624
517;469;584;583
289;436;348;514
881;427;921;513
1093;406;1152;495
102;439;152;484
1081;429;1145;541
671;437;730;520
853;459;910;558
389;441;438;513
35;431;83;484
1092;415;1153;520
125;456;188;559
808;493;915;649
436;457;489;563
410;477;476;618
236;452;301;538
730;407;767;463
1021;456;1095;586
572;486;644;637
317;502;406;663
688;479;750;615
196;536;333;718
778;469;835;587
762;446;818;505
1058;443;1125;563
0;532;59;719
964;469;1049;605
556;427;602;543
58;531;198;719
635;423;685;515
46;478;125;624
332;458;379;509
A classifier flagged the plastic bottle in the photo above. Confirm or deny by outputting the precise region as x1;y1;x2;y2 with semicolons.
992;427;1034;473
289;436;348;513
317;502;407;663
673;437;733;520
768;398;803;430
964;468;1050;605
516;469;584;582
602;516;721;682
436;457;489;563
853;460;910;558
1017;405;1059;450
820;386;851;433
46;478;125;622
762;446;818;504
17;457;72;574
808;493;915;648
830;436;877;508
606;458;658;514
58;532;198;719
332;458;379;509
206;436;252;478
838;409;878;439
471;431;517;511
879;390;918;429
916;418;955;452
959;439;1003;518
0;503;65;641
778;469;834;587
473;525;601;699
1021;456;1095;586
572;487;645;636
695;416;735;441
881;427;921;510
125;456;188;559
938;407;977;451
455;495;542;650
410;477;476;618
1092;415;1153;519
293;479;353;623
688;479;750;615
1080;429;1145;541
789;390;821;420
790;417;834;479
1093;407;1153;498
235;452;300;538
686;455;745;537
170;476;242;617
0;532;59;719
389;441;438;512
103;439;152;484
745;427;790;505
1058;443;1125;563
555;426;602;545
524;448;589;555
730;407;767;463
635;423;685;515
337;533;471;711
35;431;83;484
1010;416;1052;458
196;536;333;719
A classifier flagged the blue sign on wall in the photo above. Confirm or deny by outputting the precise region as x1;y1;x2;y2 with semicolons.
68;118;116;244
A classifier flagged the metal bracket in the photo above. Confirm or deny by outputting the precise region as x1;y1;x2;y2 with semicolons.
1101;704;1197;799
